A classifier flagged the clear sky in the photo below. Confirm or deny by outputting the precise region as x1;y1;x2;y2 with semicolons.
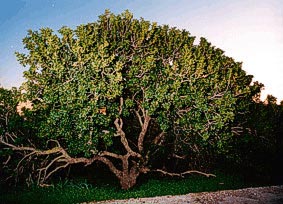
0;0;282;101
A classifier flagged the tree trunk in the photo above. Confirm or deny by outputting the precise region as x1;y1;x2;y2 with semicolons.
119;173;138;190
119;166;140;190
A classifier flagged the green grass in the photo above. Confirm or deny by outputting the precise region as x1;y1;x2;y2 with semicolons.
0;172;261;204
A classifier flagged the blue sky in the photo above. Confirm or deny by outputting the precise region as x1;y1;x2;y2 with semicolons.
0;0;283;101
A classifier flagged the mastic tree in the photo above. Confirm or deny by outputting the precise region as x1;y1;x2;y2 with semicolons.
1;10;261;189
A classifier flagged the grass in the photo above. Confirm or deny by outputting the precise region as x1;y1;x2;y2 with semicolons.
0;172;262;204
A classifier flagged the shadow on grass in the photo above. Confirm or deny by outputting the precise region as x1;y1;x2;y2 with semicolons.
0;171;263;204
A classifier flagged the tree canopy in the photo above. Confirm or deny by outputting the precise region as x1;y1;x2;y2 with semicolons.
1;10;262;189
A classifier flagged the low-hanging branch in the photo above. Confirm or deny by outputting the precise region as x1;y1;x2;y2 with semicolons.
0;137;124;184
153;169;216;178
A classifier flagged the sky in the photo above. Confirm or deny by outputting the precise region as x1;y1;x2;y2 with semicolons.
0;0;283;101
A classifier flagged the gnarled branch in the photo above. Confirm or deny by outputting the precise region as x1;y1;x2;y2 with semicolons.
0;137;123;185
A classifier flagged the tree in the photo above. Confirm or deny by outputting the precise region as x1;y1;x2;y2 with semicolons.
1;10;260;189
246;95;282;177
221;92;283;184
0;87;31;184
0;87;21;140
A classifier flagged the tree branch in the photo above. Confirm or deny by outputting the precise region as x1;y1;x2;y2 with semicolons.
153;132;165;145
0;138;123;184
114;97;142;158
134;110;143;127
153;169;216;178
90;155;122;179
137;115;151;152
99;151;123;160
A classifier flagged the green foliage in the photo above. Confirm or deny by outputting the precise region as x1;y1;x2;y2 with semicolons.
0;87;23;184
245;96;283;177
0;87;22;137
221;94;283;183
0;87;49;186
16;10;258;159
0;173;250;204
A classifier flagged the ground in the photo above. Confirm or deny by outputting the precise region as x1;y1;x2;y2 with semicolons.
83;185;283;204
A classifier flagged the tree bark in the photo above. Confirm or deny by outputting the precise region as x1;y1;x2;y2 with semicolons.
119;161;141;190
119;171;139;190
